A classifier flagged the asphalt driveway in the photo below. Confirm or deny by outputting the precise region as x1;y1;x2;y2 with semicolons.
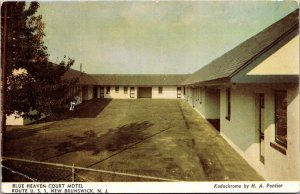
4;99;263;181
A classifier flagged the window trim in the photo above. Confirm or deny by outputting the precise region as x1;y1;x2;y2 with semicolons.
225;88;231;121
274;90;287;148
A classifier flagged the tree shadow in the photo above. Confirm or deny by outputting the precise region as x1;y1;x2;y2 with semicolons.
6;125;51;141
52;121;153;157
34;99;112;123
71;99;112;118
7;99;112;141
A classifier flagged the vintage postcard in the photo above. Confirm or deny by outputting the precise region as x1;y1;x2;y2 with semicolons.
1;0;299;193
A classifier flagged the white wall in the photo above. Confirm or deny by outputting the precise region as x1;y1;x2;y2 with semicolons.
152;86;182;99
185;87;194;105
99;86;182;99
247;35;299;75
6;110;46;125
220;84;299;180
204;88;220;119
104;86;137;99
6;114;24;125
192;87;206;118
184;86;220;119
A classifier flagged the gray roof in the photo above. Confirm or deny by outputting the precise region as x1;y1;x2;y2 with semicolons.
63;69;98;85
183;9;299;85
90;74;190;86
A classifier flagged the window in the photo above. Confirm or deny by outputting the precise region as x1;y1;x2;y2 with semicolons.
115;86;119;93
274;90;287;148
106;86;110;94
183;87;186;95
124;86;128;94
226;88;231;121
158;86;163;94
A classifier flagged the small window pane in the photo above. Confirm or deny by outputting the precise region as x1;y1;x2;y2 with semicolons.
275;90;287;147
124;86;128;94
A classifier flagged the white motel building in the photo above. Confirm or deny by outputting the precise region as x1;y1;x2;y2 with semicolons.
6;9;299;181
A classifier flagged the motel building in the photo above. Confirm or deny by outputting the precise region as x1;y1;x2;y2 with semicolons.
6;9;299;181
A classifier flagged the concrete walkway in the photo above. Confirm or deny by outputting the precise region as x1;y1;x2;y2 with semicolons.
176;100;264;181
5;99;263;181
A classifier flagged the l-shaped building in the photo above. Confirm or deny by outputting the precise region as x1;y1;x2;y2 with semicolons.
7;9;299;181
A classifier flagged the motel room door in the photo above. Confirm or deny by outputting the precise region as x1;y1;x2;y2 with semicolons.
177;87;182;98
100;87;104;98
255;93;265;164
130;87;135;98
93;86;98;99
138;87;152;98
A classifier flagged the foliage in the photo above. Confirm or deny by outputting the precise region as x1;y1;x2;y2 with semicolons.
2;2;77;119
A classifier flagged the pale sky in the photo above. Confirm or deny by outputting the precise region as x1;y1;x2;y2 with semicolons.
37;1;298;74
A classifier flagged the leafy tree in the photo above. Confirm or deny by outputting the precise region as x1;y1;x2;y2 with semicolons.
1;2;77;121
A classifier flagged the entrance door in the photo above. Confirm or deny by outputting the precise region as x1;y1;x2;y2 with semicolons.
177;87;182;98
255;93;265;164
138;87;152;98
100;87;104;98
93;86;98;98
130;87;135;98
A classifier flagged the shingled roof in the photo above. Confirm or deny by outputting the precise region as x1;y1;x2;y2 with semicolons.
183;9;299;85
90;74;189;86
64;70;189;86
63;69;98;85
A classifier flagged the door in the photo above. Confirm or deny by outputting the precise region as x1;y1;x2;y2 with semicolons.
93;86;98;98
100;87;104;98
255;93;265;164
138;87;152;98
130;87;135;98
177;87;182;98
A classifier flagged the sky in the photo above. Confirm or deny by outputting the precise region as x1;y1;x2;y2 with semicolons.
37;1;298;74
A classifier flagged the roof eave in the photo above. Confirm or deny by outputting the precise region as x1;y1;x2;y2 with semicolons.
182;77;231;87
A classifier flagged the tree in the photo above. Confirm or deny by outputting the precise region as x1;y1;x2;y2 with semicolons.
1;2;77;121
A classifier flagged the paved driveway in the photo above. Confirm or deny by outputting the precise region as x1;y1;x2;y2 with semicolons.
5;99;263;181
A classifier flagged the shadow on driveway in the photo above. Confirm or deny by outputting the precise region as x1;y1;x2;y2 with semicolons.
6;124;57;141
46;121;153;160
7;99;112;141
72;99;112;118
34;99;112;123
